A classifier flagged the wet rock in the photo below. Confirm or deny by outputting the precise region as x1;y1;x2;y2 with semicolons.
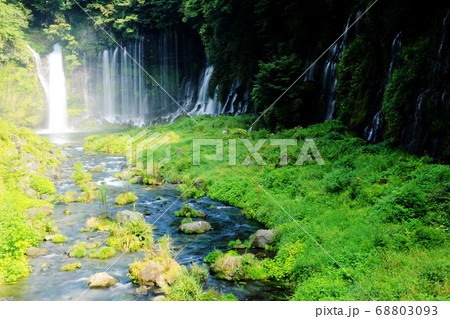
89;166;105;172
44;235;55;241
178;221;211;234
132;176;144;184
250;229;277;248
136;286;149;295
87;272;118;288
26;247;49;257
232;244;247;249
115;210;144;223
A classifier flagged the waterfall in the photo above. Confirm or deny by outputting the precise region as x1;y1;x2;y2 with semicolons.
364;32;402;142
78;30;248;126
189;66;221;115
321;16;352;121
28;43;68;132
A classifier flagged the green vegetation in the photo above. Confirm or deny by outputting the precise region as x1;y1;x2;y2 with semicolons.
204;250;268;281
181;218;193;225
114;192;138;205
0;119;60;284
86;115;449;300
29;175;56;195
60;262;81;271
106;219;153;252
51;234;67;244
89;247;116;259
70;160;92;185
68;242;87;258
175;204;204;218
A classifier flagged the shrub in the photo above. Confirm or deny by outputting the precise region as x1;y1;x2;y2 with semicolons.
29;175;56;195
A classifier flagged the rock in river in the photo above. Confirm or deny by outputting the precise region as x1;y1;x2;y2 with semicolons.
87;272;118;288
178;221;211;234
250;229;277;248
26;247;49;257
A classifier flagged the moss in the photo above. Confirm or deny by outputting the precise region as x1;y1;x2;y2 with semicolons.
60;262;82;271
114;192;138;205
84;217;116;232
89;247;116;259
181;218;193;225
69;243;87;258
51;234;67;243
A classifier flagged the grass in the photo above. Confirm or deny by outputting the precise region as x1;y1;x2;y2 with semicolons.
175;204;205;217
68;243;87;258
85;115;449;300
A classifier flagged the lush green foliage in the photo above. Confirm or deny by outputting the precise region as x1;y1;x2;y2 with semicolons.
29;175;56;195
175;204;203;217
86;115;449;300
51;234;67;244
0;119;60;283
89;247;116;259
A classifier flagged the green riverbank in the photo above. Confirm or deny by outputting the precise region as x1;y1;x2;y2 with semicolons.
84;115;449;301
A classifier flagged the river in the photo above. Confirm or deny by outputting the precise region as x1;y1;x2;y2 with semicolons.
0;132;285;301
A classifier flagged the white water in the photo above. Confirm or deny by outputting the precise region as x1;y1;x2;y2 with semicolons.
29;43;68;132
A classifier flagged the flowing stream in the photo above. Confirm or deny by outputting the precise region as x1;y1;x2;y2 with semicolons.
0;133;284;301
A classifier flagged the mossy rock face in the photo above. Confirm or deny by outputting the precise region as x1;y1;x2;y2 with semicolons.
60;263;82;271
89;166;105;172
178;221;211;234
129;257;182;288
114;192;138;205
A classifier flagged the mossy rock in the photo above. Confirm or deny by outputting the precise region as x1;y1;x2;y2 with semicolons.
115;192;138;205
175;204;206;218
60;263;82;271
179;221;211;234
52;234;67;243
89;247;116;259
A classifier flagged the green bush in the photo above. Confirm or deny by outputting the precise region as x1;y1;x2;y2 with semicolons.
29;175;56;195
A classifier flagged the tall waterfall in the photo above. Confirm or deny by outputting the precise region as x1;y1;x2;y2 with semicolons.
29;43;68;132
364;32;402;142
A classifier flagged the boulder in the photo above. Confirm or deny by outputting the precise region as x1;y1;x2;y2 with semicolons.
250;229;277;248
136;286;149;295
26;247;49;257
178;221;211;234
87;272;118;288
44;235;55;241
115;210;144;223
